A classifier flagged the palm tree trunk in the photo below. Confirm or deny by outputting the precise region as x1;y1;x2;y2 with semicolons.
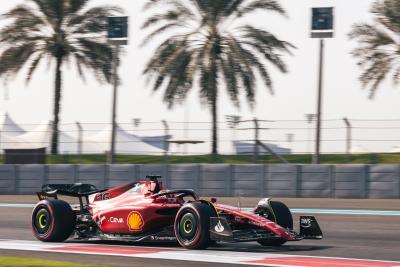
211;91;218;155
210;31;219;156
210;53;219;155
51;55;63;155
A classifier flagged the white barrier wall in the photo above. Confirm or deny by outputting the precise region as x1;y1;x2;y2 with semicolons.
0;164;399;198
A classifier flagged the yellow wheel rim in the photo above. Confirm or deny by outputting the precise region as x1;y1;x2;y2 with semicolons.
38;214;46;229
183;219;192;233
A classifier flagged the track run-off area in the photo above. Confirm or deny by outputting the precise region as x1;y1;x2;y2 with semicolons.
0;196;399;267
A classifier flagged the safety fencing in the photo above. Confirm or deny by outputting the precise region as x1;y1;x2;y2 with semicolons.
0;164;399;199
4;115;400;156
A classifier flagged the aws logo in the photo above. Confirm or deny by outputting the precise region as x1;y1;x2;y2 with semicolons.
127;211;144;231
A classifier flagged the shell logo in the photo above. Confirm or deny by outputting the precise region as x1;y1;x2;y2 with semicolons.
127;211;144;231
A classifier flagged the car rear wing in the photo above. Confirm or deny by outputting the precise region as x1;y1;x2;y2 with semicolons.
36;183;106;210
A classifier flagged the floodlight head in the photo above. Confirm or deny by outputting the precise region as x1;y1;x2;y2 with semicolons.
107;16;128;45
311;7;334;38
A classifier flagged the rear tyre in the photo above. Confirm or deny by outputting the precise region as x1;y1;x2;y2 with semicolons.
32;200;76;242
174;202;216;249
257;200;293;246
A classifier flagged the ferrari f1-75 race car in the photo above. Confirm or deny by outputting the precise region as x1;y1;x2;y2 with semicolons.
31;176;322;249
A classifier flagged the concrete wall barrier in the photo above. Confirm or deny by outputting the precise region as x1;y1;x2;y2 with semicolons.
0;165;15;194
300;165;332;198
369;165;400;199
200;165;231;197
0;164;399;199
334;165;367;198
264;165;298;198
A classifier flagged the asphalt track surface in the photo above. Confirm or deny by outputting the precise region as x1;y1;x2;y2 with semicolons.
0;196;399;267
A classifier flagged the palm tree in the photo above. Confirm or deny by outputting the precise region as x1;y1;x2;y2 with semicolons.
349;0;400;98
142;0;294;155
0;0;122;154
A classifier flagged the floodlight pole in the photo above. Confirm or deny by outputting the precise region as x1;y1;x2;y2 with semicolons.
162;120;169;162
108;45;119;164
76;122;83;162
313;39;324;164
305;113;315;156
253;118;260;163
343;117;352;160
132;118;141;136
226;115;241;154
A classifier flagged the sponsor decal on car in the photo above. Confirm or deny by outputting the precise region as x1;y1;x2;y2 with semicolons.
97;192;110;201
214;220;225;233
127;211;144;231
248;220;264;228
150;236;176;241
109;217;124;224
300;218;312;228
98;216;106;226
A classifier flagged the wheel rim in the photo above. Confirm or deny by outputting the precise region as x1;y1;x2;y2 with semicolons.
38;214;47;228
183;219;193;234
34;208;51;236
178;212;198;242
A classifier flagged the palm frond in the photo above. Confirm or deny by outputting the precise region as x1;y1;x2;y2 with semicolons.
26;51;46;84
350;4;400;97
69;5;123;32
142;23;187;46
371;0;400;34
31;0;64;27
234;0;286;18
226;36;256;105
66;0;89;14
142;9;195;30
0;43;38;81
219;53;240;107
74;38;113;82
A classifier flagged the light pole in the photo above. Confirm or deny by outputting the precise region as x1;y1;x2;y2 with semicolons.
76;122;83;162
305;114;316;155
132;118;141;136
343;117;352;161
107;16;128;164
225;115;241;154
162;120;169;161
286;133;294;152
253;118;259;163
311;7;334;164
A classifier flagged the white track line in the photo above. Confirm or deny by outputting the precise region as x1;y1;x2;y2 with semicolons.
0;239;400;267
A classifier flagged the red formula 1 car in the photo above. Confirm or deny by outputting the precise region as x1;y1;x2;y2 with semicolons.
32;176;322;249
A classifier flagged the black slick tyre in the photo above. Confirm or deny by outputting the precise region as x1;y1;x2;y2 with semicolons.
258;200;293;246
32;199;76;242
174;202;216;249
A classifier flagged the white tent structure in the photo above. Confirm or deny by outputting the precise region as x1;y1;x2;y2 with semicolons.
0;112;27;150
140;135;171;150
12;121;81;153
84;125;164;155
0;113;165;155
0;112;25;136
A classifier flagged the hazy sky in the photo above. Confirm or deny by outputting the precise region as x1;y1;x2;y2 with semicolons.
2;0;400;154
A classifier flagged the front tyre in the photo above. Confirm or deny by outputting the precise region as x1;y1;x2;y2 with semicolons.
257;200;293;246
174;202;216;249
32;200;76;242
